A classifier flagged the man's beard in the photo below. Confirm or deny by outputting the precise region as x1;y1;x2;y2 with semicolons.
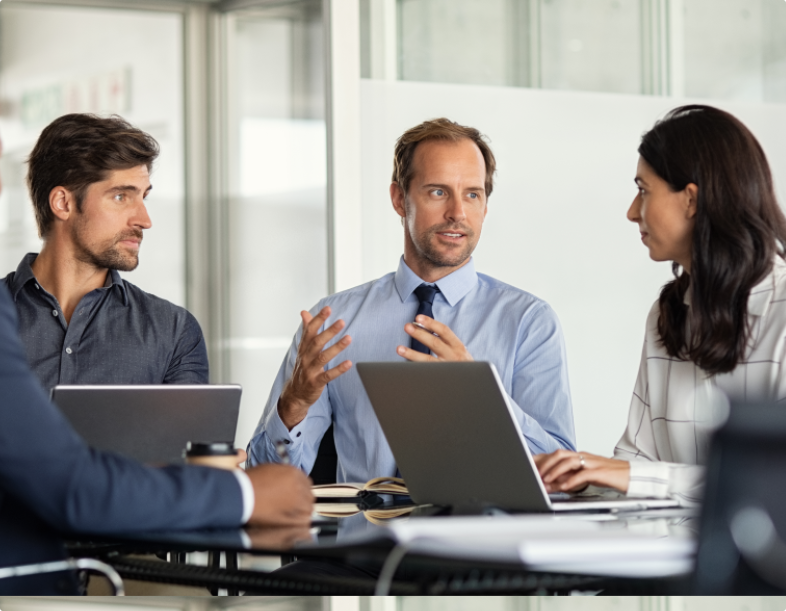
410;221;476;269
71;221;143;272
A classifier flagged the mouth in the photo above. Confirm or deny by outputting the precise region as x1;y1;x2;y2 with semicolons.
118;238;142;249
639;231;648;242
436;232;466;241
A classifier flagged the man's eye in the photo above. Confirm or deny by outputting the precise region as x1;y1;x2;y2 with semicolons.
433;189;444;196
114;194;124;201
469;193;478;199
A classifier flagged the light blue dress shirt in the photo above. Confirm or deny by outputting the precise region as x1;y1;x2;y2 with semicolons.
247;257;576;482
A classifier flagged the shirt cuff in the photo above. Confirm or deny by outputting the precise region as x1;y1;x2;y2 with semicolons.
265;399;310;450
626;459;672;499
232;469;255;524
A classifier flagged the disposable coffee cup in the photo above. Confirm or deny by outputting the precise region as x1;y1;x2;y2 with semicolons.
184;441;240;470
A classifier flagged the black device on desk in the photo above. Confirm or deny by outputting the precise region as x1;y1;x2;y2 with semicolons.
357;362;680;513
51;385;241;465
694;400;786;594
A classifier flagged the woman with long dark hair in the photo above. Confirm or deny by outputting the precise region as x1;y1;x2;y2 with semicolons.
536;105;786;502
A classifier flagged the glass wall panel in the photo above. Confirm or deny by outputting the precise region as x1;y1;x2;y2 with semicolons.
398;0;531;87
539;0;641;94
226;1;327;448
683;0;786;102
0;4;185;305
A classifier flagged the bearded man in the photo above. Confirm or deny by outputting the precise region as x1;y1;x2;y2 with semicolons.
247;118;576;482
3;114;207;388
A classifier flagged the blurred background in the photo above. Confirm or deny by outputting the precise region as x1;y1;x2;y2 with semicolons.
1;0;785;454
0;596;786;610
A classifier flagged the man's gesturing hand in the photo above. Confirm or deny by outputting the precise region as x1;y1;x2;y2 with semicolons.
245;464;314;527
278;306;352;429
396;315;474;362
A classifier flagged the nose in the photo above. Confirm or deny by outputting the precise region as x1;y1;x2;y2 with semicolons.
133;199;153;230
627;194;641;223
445;195;467;223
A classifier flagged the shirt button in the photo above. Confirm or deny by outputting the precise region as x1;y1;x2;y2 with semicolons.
52;310;58;317
79;309;85;315
65;347;72;354
35;284;40;290
296;432;302;437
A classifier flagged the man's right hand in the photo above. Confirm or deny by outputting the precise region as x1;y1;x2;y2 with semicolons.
245;463;314;527
278;306;352;429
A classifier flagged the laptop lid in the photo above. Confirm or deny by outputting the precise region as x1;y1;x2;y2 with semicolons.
51;385;242;465
357;362;552;511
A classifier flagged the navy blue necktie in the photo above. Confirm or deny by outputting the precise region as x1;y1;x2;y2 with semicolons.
411;283;440;354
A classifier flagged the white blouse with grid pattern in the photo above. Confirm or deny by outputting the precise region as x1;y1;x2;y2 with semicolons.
615;256;786;504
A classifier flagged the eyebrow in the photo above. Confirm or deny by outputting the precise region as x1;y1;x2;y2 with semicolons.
422;183;485;192
105;185;152;195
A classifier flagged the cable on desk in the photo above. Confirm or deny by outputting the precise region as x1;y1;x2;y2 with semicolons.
375;543;410;596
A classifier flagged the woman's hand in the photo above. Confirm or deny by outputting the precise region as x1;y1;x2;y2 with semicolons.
533;450;631;494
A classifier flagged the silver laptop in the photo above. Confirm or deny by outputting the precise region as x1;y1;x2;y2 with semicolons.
357;362;679;513
51;385;242;465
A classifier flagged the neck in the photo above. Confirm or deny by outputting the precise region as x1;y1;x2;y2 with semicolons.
402;235;471;283
32;240;110;324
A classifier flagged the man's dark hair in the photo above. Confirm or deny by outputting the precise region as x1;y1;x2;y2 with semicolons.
642;105;786;374
27;113;159;238
392;118;496;197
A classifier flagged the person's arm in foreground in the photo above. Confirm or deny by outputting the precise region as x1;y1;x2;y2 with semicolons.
247;305;350;473
397;302;576;454
0;286;312;531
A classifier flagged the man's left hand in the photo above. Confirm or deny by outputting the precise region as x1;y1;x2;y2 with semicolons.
397;315;474;362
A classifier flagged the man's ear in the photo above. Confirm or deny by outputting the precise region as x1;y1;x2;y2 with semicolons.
390;182;406;220
685;183;698;219
49;186;76;222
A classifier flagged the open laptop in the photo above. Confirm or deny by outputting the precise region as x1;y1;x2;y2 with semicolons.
51;385;242;465
357;362;680;513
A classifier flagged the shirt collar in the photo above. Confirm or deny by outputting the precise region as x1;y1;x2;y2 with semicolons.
9;252;128;306
393;256;478;307
682;256;786;317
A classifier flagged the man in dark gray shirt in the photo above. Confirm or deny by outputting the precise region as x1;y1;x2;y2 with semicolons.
3;114;207;390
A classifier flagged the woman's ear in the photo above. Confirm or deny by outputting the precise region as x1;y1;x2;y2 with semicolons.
685;183;698;219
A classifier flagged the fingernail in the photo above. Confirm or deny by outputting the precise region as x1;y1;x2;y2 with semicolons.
397;346;405;355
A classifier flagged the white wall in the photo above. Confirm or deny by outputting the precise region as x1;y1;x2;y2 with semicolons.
360;79;786;454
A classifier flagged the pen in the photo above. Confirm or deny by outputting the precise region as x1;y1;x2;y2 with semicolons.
275;440;291;465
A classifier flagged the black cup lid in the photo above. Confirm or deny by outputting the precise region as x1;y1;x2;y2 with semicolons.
185;441;236;456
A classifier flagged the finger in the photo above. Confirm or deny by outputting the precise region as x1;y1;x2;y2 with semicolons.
542;455;585;484
236;449;248;466
311;334;352;368
315;360;352;385
301;306;332;344
304;319;346;359
552;469;595;493
404;323;444;353
533;449;575;477
396;345;437;362
414;315;461;346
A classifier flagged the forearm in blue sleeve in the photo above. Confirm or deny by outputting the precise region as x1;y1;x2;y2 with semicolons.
510;304;576;453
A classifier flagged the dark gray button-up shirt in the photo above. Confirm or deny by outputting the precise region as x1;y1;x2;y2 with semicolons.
3;253;209;391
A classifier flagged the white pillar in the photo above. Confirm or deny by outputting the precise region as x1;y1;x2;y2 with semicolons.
325;0;363;293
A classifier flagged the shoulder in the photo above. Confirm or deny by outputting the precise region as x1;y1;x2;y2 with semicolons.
475;272;555;319
120;280;202;330
311;272;396;312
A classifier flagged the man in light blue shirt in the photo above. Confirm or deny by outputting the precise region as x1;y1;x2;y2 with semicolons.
247;118;576;482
